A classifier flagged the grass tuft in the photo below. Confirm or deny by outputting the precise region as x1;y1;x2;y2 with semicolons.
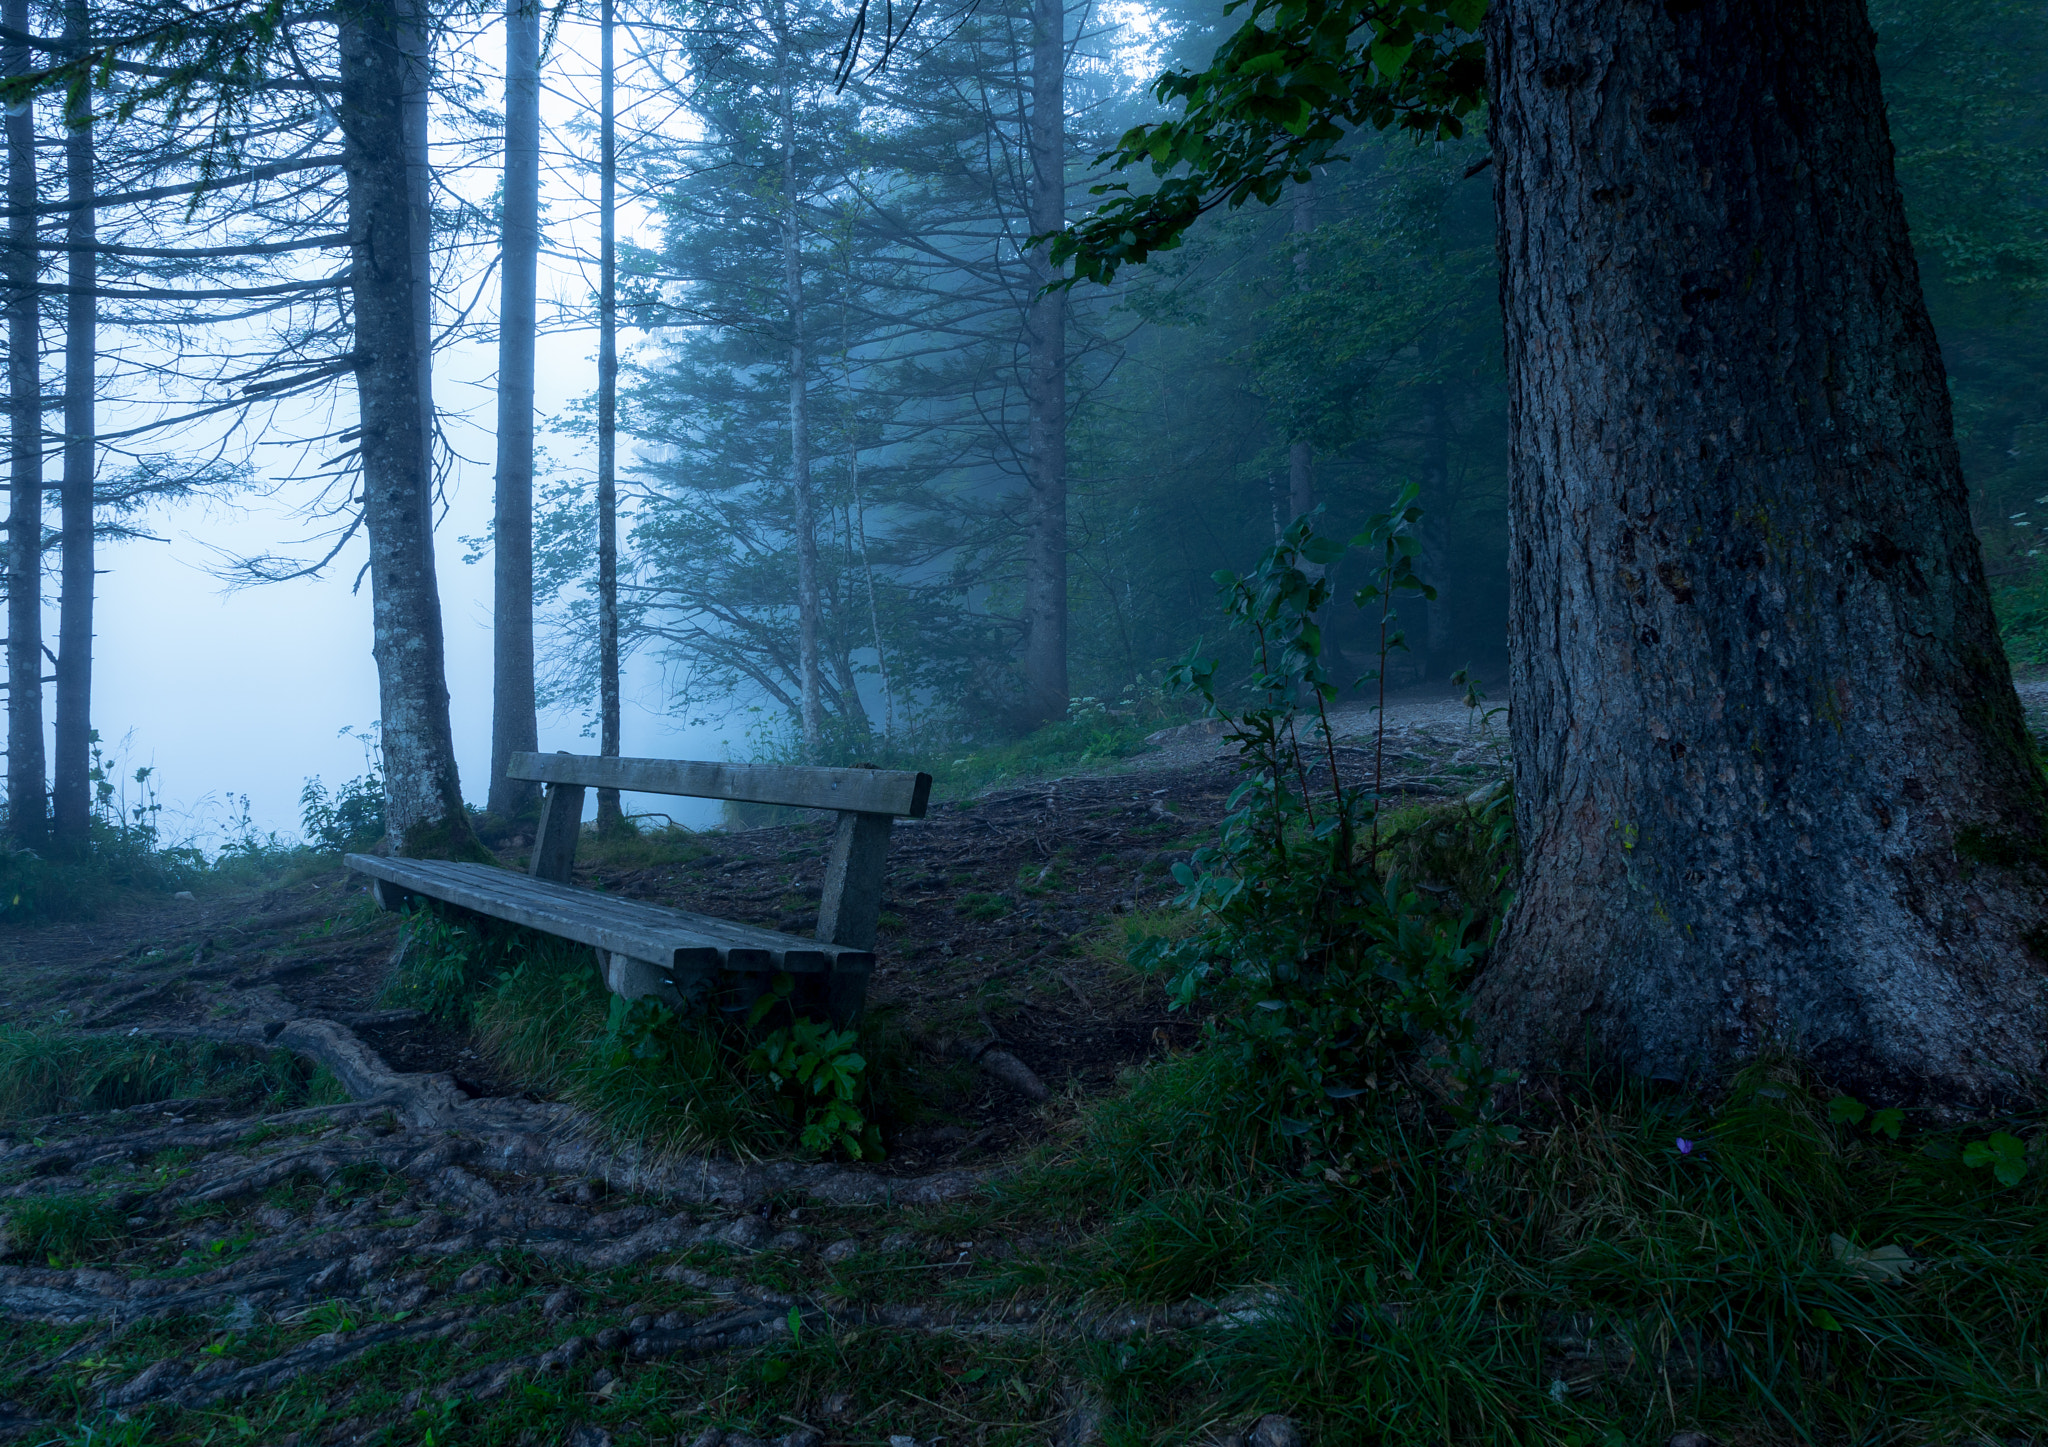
472;944;784;1157
5;1193;127;1267
0;1025;328;1123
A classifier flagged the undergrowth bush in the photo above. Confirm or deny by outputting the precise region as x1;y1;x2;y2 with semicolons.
389;905;901;1158
1131;497;1516;1165
1995;564;2048;669
923;684;1192;798
298;727;386;855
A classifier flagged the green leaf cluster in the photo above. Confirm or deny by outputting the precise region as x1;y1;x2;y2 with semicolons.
746;977;882;1159
1050;1;1485;285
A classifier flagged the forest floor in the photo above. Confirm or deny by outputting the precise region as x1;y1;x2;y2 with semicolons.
0;690;1508;1446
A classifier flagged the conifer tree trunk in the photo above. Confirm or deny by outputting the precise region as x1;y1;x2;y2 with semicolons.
1286;176;1314;530
594;0;626;831
1476;0;2048;1107
780;46;823;759
4;0;45;849
52;0;94;856
1418;379;1452;677
487;0;541;823
339;0;484;859
1019;0;1067;726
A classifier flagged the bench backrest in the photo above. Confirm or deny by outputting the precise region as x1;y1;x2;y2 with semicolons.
511;750;931;951
508;751;930;818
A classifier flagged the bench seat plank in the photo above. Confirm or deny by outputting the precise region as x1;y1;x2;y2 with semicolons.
345;855;873;976
508;752;931;818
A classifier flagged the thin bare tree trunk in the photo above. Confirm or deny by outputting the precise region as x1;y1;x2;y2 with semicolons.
1477;0;2048;1108
780;45;823;759
339;0;484;859
1286;173;1314;539
595;0;625;832
850;459;893;739
4;0;45;849
487;0;541;824
1418;379;1452;678
1019;0;1067;727
52;0;94;857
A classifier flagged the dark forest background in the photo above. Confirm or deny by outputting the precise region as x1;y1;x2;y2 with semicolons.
516;0;2047;761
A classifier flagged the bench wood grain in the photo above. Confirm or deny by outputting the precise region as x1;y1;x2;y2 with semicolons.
507;752;931;818
345;854;874;978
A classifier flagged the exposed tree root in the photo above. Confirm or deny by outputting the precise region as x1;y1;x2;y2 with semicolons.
0;1012;1008;1438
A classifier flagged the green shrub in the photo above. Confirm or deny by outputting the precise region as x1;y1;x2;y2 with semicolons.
452;922;897;1159
744;977;883;1158
298;773;385;855
1130;497;1515;1166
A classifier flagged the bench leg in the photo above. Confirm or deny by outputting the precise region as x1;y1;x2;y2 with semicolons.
826;961;871;1029
371;878;421;913
817;810;892;949
603;951;682;1010
530;781;587;883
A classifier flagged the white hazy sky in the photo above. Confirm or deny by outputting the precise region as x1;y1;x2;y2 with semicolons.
73;12;737;848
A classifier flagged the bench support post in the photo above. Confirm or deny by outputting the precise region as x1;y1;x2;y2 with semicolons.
371;878;420;913
603;950;682;1010
817;809;891;951
530;781;586;883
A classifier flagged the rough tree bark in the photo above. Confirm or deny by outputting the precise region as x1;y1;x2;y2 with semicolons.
3;0;45;849
486;0;541;824
1019;0;1067;726
52;0;95;858
779;41;823;760
594;0;626;830
1475;0;2048;1108
338;0;485;859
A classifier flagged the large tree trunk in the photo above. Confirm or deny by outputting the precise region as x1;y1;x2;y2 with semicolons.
1476;0;2048;1109
1019;0;1067;727
594;0;626;831
780;46;823;760
339;0;484;859
51;0;94;857
3;0;45;850
486;0;541;824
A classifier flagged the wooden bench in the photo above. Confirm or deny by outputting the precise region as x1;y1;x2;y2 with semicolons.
347;751;932;1026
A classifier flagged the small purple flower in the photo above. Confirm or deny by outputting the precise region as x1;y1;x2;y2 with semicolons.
1676;1138;1695;1155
